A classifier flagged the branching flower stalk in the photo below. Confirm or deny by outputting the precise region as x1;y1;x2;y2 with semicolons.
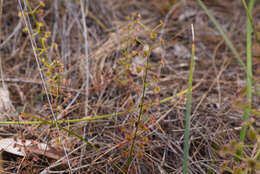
126;44;151;172
18;1;125;173
17;0;73;171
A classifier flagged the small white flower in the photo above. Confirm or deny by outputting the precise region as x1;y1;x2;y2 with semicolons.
143;44;149;52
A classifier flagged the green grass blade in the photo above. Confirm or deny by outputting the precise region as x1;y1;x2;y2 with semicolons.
196;0;246;70
240;0;255;142
197;0;260;97
183;24;195;174
0;84;202;126
241;0;260;45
